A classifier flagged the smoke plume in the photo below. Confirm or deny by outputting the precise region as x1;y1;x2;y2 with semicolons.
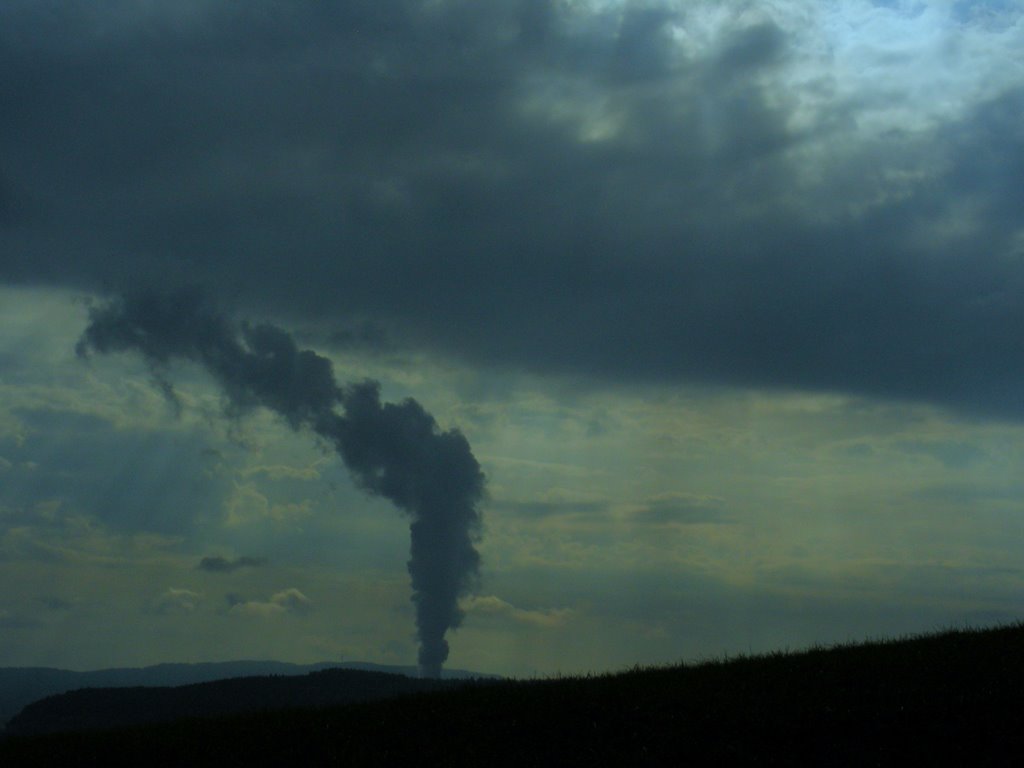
77;289;483;677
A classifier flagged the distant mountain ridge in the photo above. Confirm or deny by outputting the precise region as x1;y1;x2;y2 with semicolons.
0;660;492;731
5;667;488;737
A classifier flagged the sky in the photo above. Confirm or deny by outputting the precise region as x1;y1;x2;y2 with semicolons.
2;0;1024;678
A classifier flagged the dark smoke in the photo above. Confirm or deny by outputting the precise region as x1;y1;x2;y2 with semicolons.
77;289;484;677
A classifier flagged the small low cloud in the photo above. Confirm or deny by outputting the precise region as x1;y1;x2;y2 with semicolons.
240;464;322;482
227;588;312;618
894;440;988;469
912;482;1024;505
35;596;73;611
198;555;268;573
500;499;607;519
462;594;573;628
628;492;728;525
151;588;202;615
497;488;608;520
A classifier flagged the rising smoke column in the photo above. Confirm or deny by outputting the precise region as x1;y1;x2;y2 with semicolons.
77;289;484;677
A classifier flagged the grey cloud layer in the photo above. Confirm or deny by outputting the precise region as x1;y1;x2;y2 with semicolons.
3;1;1023;415
0;408;228;538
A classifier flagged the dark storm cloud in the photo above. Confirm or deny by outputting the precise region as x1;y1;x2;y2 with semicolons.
609;6;680;80
327;320;395;354
198;555;268;574
0;172;20;226
711;21;787;76
78;290;484;677
3;2;1024;416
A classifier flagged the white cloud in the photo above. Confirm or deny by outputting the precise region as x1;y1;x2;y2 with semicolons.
228;588;313;619
152;588;202;615
463;594;574;628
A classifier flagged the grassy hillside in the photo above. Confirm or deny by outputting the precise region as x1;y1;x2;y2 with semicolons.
3;623;1023;766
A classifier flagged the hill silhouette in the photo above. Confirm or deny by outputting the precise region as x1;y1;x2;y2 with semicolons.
0;660;488;729
0;661;334;728
2;622;1024;766
4;668;471;737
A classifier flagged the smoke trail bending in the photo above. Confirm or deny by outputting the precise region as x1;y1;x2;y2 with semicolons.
77;290;483;677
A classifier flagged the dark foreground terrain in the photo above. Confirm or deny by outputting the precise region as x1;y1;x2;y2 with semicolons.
3;623;1024;766
0;659;487;728
4;668;467;737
